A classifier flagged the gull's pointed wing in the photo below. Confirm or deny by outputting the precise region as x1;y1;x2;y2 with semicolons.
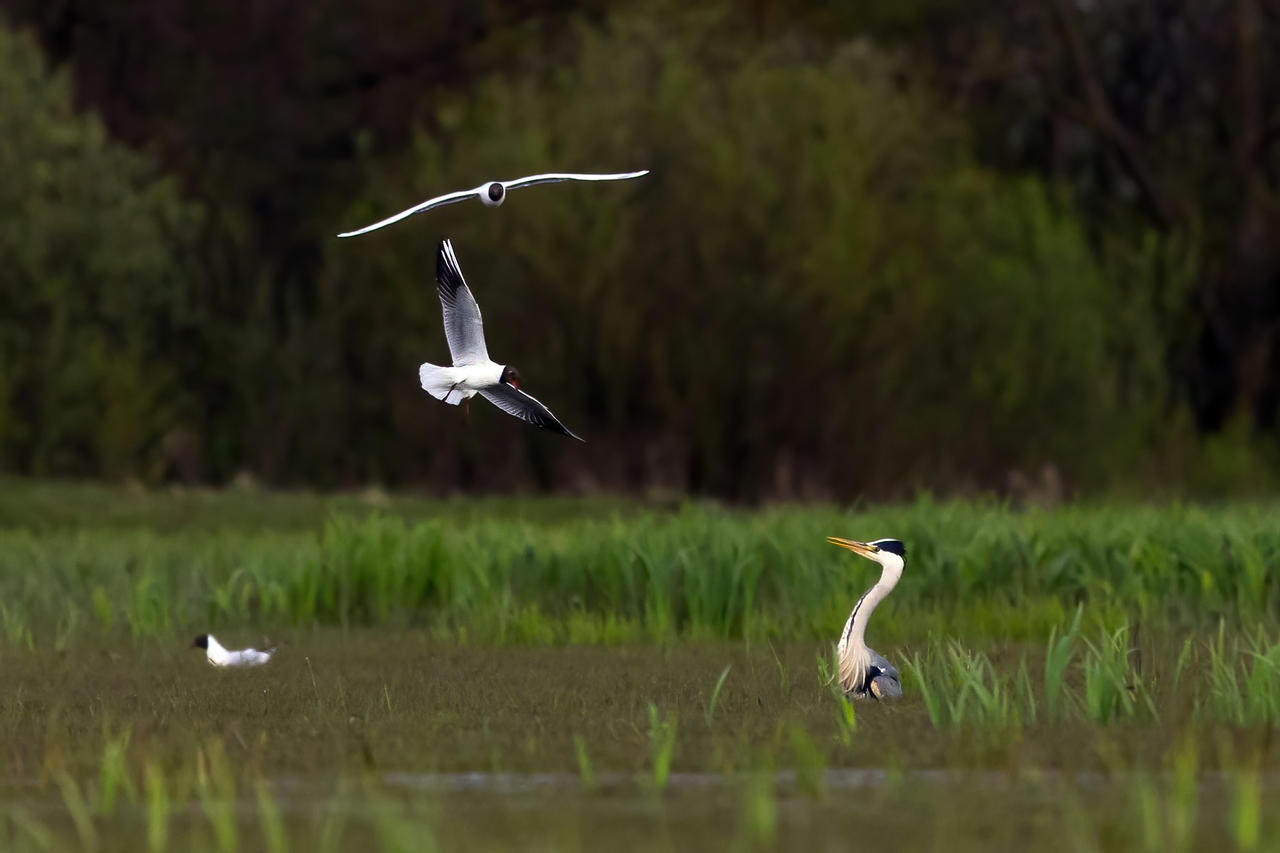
337;188;479;238
436;239;490;366
502;170;649;191
479;383;583;441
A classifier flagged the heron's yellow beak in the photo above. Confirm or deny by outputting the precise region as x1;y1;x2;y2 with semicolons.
826;536;880;560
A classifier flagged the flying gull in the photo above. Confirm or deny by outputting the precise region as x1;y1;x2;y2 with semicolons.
418;239;583;440
337;170;649;237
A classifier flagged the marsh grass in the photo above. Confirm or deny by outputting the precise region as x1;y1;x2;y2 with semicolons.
1230;761;1263;852
573;735;595;792
1201;625;1280;725
704;664;732;728
646;703;678;791
814;653;857;742
3;490;1280;650
1;637;1280;850
33;634;1264;790
197;740;239;852
144;761;168;853
737;764;777;849
908;643;1032;732
1044;607;1082;721
1082;625;1157;723
786;726;826;799
255;779;288;853
5;720;1278;852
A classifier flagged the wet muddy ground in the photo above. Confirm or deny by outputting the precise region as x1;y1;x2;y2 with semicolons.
2;633;1276;851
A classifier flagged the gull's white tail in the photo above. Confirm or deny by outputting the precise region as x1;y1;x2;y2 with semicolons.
419;363;465;405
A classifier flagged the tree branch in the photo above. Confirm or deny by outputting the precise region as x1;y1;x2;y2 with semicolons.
1050;0;1183;228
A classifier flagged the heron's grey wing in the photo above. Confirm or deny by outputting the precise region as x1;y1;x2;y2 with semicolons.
502;170;649;191
337;188;478;237
866;648;902;700
479;383;583;441
869;674;903;700
868;648;898;680
436;240;490;365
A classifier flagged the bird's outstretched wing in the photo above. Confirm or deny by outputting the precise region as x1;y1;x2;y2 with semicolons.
337;189;476;238
436;240;490;366
337;171;647;237
480;383;583;440
503;170;649;190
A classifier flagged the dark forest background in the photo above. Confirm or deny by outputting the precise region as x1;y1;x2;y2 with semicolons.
0;0;1277;500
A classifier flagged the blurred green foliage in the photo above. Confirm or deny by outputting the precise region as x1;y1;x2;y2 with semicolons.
0;22;198;479
0;11;1253;496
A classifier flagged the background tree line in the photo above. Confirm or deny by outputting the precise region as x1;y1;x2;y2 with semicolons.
0;0;1276;499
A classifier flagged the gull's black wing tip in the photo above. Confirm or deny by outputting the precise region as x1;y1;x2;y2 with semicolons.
436;238;467;300
542;414;584;442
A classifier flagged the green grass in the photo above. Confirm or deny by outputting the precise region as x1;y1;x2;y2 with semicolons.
2;481;1280;650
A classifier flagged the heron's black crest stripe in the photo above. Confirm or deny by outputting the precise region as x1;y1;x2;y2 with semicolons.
869;539;906;558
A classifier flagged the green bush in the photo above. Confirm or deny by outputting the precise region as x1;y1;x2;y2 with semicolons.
0;18;198;478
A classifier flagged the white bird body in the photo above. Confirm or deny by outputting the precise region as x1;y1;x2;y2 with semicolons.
193;633;275;668
337;170;649;237
419;240;582;440
419;361;505;406
827;537;905;700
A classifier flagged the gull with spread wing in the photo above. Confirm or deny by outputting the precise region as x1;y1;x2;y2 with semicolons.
337;170;649;237
419;239;582;440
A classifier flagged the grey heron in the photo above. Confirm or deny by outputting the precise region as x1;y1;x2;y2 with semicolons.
191;634;276;668
827;537;905;700
336;170;649;237
418;239;582;440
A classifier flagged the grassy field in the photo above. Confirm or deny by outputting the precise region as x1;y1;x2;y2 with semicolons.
1;480;1280;850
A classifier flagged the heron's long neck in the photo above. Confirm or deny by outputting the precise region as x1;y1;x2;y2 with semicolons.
846;562;902;650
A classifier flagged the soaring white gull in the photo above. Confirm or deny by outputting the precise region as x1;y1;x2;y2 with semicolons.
419;239;582;441
337;170;649;237
192;634;276;668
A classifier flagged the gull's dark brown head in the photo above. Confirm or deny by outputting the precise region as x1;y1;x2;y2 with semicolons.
501;365;522;390
192;634;209;649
